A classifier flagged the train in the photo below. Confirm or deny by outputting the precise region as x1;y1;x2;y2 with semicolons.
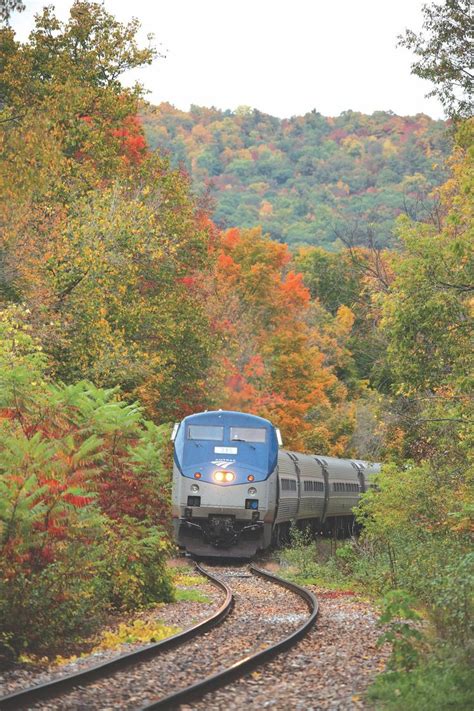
171;409;380;558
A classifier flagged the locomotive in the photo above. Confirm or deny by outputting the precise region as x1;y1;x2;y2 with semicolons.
171;410;379;557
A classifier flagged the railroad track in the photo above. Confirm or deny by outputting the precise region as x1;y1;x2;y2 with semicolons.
0;564;318;710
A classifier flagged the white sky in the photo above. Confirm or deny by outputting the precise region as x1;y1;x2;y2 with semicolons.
11;0;445;119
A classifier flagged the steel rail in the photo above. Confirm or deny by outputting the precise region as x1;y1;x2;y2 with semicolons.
0;563;233;711
140;564;319;710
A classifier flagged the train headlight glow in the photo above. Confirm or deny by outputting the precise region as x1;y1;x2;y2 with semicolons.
248;486;257;496
213;470;235;483
190;484;200;493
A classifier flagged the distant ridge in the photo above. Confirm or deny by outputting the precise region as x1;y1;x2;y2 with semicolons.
142;103;451;249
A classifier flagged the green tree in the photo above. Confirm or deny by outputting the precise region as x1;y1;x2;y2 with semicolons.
382;121;473;399
398;0;473;120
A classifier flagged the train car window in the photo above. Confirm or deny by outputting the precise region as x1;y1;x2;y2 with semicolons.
304;480;323;492
230;427;267;443
187;425;224;441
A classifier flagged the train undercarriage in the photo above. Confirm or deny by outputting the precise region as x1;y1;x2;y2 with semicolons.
176;513;358;558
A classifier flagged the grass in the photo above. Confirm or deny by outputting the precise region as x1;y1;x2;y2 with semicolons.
281;562;356;591
366;653;474;710
278;535;360;592
174;588;212;603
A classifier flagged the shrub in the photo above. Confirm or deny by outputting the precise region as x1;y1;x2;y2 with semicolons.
0;308;175;659
377;590;423;672
0;539;110;656
367;649;474;711
105;519;174;610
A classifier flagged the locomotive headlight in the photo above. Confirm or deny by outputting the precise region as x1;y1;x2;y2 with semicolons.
213;470;235;483
190;484;200;493
248;486;257;496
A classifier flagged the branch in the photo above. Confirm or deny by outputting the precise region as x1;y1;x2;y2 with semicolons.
415;417;473;424
56;269;91;301
436;280;474;293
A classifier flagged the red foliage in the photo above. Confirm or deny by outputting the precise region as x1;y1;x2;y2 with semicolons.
221;227;241;249
112;115;147;164
178;276;196;289
207;226;343;449
62;493;95;507
328;128;348;142
0;408;18;420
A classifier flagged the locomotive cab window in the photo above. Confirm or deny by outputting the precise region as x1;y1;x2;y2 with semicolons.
187;425;224;441
230;427;266;443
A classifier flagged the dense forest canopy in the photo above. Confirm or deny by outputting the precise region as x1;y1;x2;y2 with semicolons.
142;104;452;249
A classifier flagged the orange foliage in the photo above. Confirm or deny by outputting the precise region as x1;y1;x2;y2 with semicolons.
207;227;349;451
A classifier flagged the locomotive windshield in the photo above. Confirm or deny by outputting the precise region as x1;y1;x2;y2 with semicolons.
187;425;224;441
230;427;266;443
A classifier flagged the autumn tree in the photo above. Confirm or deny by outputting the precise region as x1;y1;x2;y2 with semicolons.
294;245;394;391
0;2;215;419
205;227;353;452
142;103;450;250
351;122;473;674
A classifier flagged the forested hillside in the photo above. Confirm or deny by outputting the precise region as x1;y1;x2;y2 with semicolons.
143;104;451;249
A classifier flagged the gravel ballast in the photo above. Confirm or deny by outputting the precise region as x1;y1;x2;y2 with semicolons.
190;585;389;710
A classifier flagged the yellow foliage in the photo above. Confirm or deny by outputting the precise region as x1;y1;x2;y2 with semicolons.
259;200;273;217
172;573;203;586
94;619;180;651
382;138;398;158
335;304;355;333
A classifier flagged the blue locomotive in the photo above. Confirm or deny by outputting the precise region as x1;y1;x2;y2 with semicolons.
171;410;379;557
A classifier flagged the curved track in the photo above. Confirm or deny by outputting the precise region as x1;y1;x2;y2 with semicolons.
0;565;318;710
143;564;319;710
0;564;232;710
